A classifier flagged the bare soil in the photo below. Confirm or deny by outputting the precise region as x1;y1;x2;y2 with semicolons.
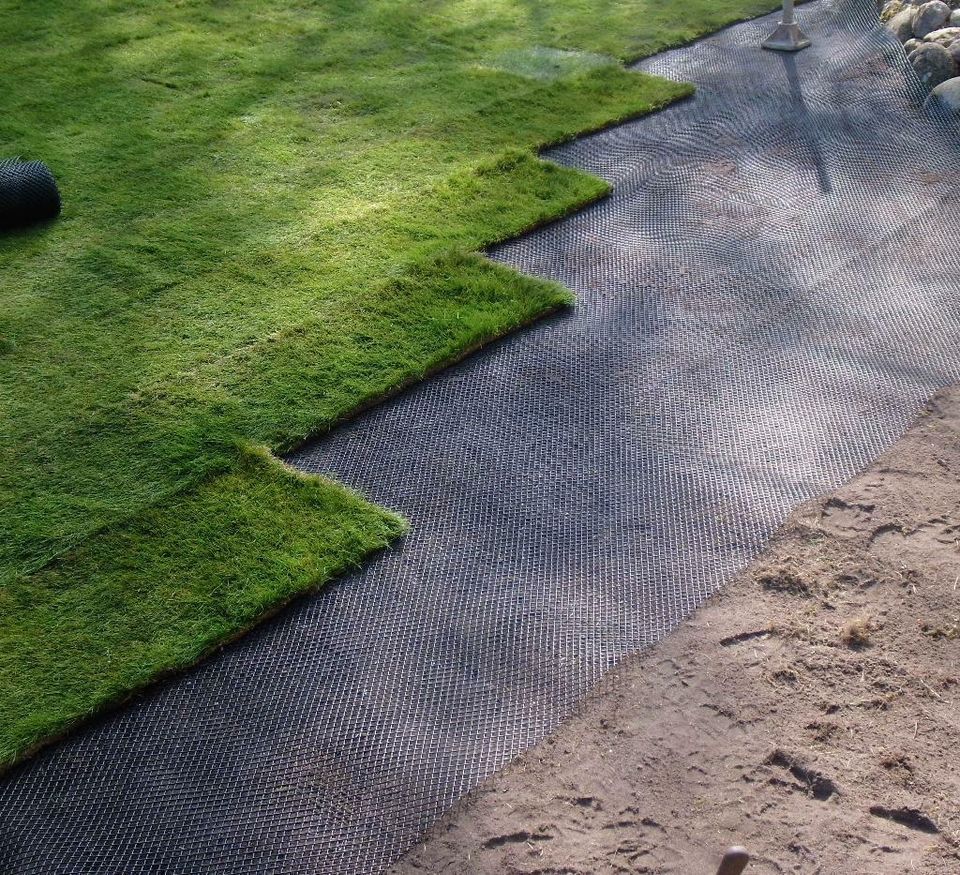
392;388;960;874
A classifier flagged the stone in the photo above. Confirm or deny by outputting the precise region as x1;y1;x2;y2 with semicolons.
950;40;960;63
888;8;918;40
881;0;905;20
905;37;924;53
910;42;957;87
924;74;960;115
922;25;960;43
913;0;951;37
951;9;960;24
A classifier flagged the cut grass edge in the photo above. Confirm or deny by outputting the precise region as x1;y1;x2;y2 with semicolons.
1;69;697;771
0;269;576;773
5;147;613;582
0;190;585;774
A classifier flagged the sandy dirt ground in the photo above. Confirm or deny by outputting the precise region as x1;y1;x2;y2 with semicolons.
392;387;960;874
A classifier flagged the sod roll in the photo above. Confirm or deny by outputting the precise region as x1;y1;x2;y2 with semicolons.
0;158;61;230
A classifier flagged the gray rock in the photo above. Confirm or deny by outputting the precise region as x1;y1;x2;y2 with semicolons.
951;9;960;24
949;39;960;63
911;42;957;87
914;0;951;36
888;8;918;40
905;37;924;53
924;75;960;115
922;25;960;43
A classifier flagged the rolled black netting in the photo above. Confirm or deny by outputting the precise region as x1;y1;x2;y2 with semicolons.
0;158;61;230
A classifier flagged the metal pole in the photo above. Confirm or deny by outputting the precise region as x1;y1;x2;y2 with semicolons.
762;0;811;51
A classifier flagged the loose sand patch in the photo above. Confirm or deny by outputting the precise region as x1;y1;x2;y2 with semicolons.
393;388;960;874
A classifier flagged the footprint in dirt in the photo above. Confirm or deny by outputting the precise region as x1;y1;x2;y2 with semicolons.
820;498;876;536
870;518;960;568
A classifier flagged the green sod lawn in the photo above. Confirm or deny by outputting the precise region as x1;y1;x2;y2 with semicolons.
0;0;774;770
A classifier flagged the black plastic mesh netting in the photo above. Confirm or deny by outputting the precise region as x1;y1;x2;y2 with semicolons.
0;159;61;230
1;0;959;872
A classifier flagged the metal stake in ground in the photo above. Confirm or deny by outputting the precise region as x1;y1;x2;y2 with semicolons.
762;0;811;51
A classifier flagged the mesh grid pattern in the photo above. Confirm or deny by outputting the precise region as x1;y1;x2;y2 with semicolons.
0;158;61;229
2;1;960;871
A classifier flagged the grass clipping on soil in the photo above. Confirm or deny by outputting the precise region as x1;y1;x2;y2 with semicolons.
0;0;777;769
